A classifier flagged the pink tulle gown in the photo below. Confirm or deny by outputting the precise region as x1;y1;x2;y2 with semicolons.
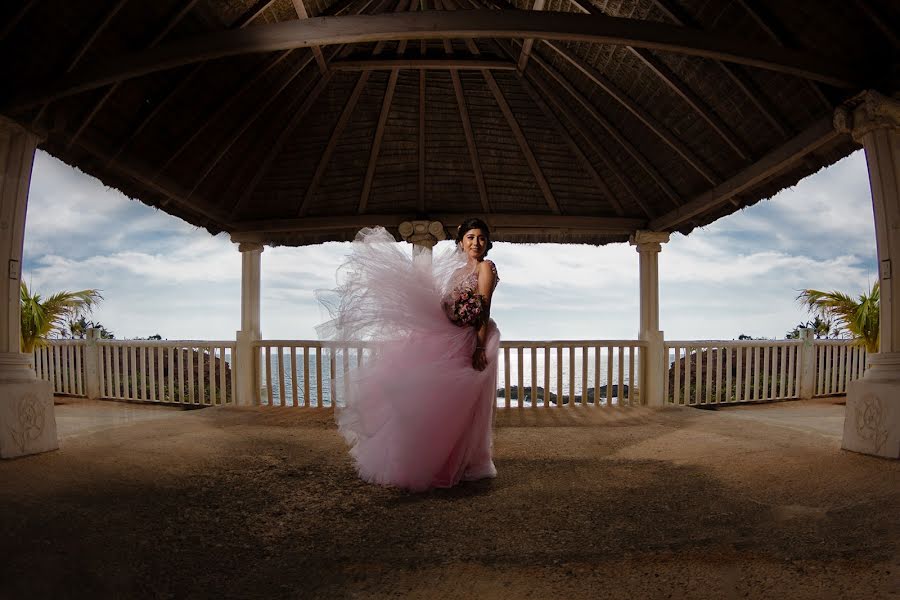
318;227;499;492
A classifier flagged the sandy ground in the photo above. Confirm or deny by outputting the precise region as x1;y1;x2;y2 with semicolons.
1;397;898;599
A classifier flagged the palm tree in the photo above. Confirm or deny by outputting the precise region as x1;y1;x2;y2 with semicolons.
797;282;879;353
20;283;103;353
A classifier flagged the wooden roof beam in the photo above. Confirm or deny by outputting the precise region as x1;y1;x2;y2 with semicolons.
231;214;647;235
228;73;334;219
854;0;900;48
5;10;862;110
517;0;546;72
566;0;751;162
289;0;329;74
103;0;276;166
544;40;720;185
515;72;626;217
519;41;682;208
331;58;514;70
0;0;38;42
485;34;653;217
649;116;839;231
483;71;560;214
734;0;832;110
300;0;413;217
648;0;793;138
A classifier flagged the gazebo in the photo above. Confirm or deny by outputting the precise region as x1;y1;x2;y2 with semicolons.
0;0;897;458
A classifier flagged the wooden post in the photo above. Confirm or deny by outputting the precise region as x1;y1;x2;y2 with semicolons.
629;230;670;407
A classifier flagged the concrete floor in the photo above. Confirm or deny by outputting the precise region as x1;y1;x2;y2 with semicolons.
1;396;898;599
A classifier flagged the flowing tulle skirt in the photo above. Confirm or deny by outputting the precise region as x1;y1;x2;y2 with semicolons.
318;228;499;492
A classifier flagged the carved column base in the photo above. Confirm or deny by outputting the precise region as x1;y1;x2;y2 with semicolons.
842;352;900;459
0;377;57;458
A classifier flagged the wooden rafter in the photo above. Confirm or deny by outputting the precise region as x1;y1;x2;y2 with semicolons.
647;0;793;138
516;73;625;217
854;0;900;48
649;116;839;230
0;0;38;41
517;0;546;72
66;0;205;151
5;9;862;110
359;23;413;214
566;0;750;162
331;58;515;70
155;50;296;176
544;40;719;185
517;41;682;207
483;71;560;214
103;0;276;165
32;0;129;127
300;0;412;217
289;0;329;73
482;33;653;217
76;138;232;227
188;50;321;199
734;0;831;110
418;68;426;213
228;73;334;219
231;214;647;236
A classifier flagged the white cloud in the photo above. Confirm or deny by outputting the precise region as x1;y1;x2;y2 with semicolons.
23;150;877;343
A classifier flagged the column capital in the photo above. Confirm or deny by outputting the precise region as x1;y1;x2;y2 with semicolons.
398;220;446;249
834;90;900;142
237;242;264;254
629;230;670;252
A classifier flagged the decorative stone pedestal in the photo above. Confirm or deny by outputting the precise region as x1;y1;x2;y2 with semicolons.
842;353;900;458
0;355;57;459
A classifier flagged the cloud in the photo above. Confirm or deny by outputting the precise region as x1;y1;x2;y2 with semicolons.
23;150;877;343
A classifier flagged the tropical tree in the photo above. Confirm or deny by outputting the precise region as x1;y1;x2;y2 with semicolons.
20;283;103;353
785;315;837;340
796;282;879;353
63;315;115;340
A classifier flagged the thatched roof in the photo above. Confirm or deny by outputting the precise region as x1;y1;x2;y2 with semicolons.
2;0;896;245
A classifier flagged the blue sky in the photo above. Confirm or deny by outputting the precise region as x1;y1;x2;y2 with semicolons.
23;149;875;342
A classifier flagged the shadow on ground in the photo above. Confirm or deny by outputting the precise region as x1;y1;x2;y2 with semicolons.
1;399;898;599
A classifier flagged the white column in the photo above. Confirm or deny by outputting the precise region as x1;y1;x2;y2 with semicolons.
0;117;56;458
235;242;263;406
834;90;900;458
630;230;670;407
398;220;446;266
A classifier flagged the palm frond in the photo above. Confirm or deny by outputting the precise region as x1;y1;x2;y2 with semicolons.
797;282;879;353
20;283;103;353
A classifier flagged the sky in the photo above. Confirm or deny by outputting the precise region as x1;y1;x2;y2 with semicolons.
23;148;876;342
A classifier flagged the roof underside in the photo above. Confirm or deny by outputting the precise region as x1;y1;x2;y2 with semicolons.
2;0;897;245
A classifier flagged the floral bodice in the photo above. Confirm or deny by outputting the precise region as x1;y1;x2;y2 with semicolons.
443;261;499;326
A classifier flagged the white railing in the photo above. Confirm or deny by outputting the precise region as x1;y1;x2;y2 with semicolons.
497;340;645;408
813;340;867;396
252;339;645;409
34;340;86;397
98;340;236;405
665;339;866;406
35;336;865;409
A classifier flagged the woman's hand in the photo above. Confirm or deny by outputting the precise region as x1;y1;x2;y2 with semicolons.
472;347;487;371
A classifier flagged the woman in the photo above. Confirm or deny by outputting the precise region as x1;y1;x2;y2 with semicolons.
318;218;500;492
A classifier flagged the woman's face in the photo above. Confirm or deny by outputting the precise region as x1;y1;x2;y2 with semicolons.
461;228;487;260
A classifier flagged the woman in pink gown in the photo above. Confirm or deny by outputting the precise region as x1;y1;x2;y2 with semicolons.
318;218;500;492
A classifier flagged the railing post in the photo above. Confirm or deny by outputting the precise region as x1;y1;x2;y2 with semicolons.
797;328;815;400
84;328;101;400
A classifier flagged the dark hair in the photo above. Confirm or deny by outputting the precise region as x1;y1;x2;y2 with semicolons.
455;218;493;256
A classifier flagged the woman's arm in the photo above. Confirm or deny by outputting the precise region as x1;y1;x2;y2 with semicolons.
472;260;496;371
